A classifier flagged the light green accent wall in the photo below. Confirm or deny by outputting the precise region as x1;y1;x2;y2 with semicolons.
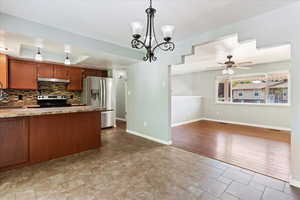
126;62;171;143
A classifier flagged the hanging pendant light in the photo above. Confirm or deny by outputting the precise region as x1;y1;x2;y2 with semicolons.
35;47;43;61
64;53;71;65
130;0;175;62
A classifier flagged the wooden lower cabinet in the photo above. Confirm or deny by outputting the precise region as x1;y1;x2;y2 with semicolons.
29;112;101;164
0;118;29;168
0;111;101;171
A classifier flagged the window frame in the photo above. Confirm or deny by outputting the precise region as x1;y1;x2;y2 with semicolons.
215;71;291;106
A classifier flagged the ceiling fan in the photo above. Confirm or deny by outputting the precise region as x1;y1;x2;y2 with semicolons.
217;55;252;75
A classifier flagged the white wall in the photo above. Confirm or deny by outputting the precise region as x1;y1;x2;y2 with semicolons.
126;62;171;144
172;61;291;130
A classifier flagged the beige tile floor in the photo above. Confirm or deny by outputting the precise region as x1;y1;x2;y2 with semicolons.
0;126;300;200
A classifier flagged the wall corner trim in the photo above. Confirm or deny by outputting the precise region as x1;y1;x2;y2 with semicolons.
126;129;172;145
171;118;205;127
290;178;300;188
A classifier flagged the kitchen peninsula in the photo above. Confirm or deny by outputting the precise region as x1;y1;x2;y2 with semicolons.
0;106;102;171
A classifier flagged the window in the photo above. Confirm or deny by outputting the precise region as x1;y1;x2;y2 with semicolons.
216;72;289;105
217;79;231;102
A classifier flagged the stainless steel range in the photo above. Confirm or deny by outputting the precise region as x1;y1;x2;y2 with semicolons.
37;95;71;108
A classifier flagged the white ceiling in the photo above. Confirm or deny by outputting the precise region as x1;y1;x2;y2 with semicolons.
0;0;298;47
172;34;291;75
0;31;136;69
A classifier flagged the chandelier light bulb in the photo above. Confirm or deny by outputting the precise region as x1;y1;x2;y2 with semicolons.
222;69;228;75
130;22;143;38
161;25;175;40
35;48;43;61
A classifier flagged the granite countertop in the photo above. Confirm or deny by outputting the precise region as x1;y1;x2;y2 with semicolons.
0;106;103;119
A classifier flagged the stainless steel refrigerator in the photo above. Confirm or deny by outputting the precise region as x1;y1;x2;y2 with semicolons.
82;77;115;128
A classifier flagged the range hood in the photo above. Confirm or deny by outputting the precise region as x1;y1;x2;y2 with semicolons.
38;78;70;83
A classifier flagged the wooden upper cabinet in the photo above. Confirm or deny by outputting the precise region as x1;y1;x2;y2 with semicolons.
98;70;108;77
83;69;108;78
37;63;54;78
9;60;37;90
0;118;29;168
0;54;8;89
53;65;69;80
83;69;97;78
68;67;83;91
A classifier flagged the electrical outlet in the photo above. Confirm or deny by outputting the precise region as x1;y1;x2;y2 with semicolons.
143;121;147;127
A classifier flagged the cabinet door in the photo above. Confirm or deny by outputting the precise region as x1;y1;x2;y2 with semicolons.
0;118;29;168
83;69;107;78
29;114;70;163
96;70;108;77
37;63;54;78
0;54;8;89
83;69;98;78
9;60;37;89
29;112;101;164
53;65;69;80
68;67;83;91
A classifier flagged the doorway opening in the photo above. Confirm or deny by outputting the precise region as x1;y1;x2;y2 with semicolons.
115;70;127;131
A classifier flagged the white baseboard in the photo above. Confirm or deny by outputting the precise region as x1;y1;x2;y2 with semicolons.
171;118;204;127
126;129;172;145
116;117;126;122
202;118;291;131
290;178;300;188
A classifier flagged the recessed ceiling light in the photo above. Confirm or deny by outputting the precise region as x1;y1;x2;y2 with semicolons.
35;47;43;61
64;53;71;65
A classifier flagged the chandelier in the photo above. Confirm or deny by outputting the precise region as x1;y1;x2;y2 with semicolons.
130;0;175;62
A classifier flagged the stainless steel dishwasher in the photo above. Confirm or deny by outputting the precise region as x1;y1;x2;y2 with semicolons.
101;111;115;128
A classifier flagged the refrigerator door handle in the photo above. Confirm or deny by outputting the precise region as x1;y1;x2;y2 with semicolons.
103;79;107;109
99;79;103;108
99;79;102;108
102;79;105;108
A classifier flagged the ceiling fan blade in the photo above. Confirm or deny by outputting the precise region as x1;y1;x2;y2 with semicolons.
235;66;251;70
217;62;225;65
236;61;252;66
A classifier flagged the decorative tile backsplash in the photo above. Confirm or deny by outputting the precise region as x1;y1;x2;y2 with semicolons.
0;82;81;107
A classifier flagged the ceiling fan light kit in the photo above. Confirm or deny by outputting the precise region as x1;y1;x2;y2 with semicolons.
219;55;252;75
130;0;175;62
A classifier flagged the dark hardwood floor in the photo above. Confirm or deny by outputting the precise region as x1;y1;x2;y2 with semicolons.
172;120;291;181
